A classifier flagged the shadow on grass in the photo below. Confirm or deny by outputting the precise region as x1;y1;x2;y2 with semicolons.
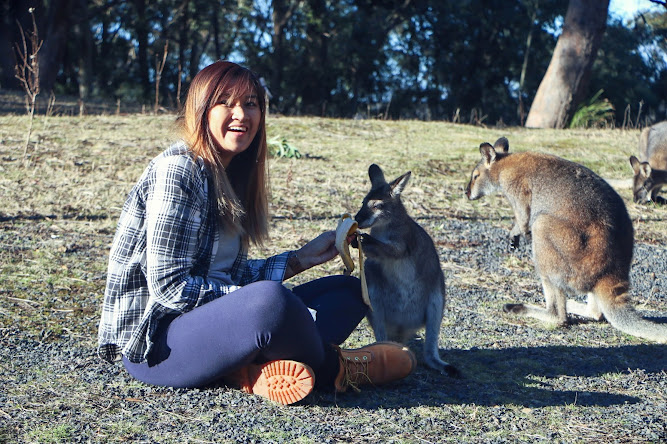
314;343;666;409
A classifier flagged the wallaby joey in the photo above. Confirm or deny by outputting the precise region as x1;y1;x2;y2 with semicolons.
465;137;667;343
354;164;459;376
630;121;667;204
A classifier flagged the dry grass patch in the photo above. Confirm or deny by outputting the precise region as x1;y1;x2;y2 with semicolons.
1;114;666;443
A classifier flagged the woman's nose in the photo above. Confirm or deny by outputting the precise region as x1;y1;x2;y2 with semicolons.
231;104;245;119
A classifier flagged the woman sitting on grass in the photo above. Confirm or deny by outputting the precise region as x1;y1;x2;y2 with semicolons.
97;60;416;405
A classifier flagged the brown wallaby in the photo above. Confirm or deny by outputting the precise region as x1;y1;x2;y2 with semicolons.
629;121;667;204
354;164;459;376
465;137;667;343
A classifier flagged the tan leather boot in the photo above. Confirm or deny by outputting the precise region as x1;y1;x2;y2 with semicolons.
225;360;315;405
334;342;417;392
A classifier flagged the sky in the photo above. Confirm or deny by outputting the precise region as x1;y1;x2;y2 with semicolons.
609;0;664;20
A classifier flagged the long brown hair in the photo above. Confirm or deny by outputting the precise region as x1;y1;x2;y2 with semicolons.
178;61;269;245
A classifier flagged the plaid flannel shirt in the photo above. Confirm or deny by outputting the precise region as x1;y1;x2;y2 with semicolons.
97;142;289;364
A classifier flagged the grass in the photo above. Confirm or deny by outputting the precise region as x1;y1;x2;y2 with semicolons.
1;112;666;442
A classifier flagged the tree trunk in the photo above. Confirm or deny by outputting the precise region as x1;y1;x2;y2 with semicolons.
271;0;302;103
76;0;93;107
302;0;329;115
178;0;188;83
133;0;151;103
39;0;75;94
525;0;609;129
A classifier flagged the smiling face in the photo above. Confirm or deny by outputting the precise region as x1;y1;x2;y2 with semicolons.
208;93;261;167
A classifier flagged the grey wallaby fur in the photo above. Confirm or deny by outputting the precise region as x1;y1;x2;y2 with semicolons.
465;137;667;343
354;164;459;376
629;121;667;204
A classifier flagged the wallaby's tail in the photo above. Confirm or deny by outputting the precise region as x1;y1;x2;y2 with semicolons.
596;280;667;343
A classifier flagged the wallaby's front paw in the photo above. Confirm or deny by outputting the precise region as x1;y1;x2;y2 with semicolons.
358;232;373;244
509;235;521;250
503;303;526;315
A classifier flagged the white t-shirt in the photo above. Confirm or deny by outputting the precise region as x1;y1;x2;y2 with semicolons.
208;229;241;285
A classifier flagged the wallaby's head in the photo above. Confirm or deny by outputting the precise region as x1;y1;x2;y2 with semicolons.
354;164;410;229
465;137;510;200
630;155;654;203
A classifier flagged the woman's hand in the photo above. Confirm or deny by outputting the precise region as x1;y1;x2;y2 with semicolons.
285;230;338;279
297;230;338;268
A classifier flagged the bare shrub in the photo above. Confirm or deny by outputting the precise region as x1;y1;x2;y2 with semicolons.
14;8;42;165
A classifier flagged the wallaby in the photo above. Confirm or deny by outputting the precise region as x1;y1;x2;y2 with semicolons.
353;164;459;376
629;121;667;204
465;137;667;343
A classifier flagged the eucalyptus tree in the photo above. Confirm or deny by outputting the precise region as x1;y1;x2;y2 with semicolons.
526;0;610;128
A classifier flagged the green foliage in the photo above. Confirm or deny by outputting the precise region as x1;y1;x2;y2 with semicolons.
590;17;664;125
569;89;615;129
25;424;74;443
5;2;667;126
268;136;302;159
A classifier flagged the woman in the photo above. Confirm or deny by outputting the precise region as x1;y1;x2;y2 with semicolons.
97;61;416;405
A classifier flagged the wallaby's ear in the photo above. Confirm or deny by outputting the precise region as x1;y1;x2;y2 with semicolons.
629;156;652;177
493;137;510;153
368;164;386;188
479;142;497;166
389;171;411;197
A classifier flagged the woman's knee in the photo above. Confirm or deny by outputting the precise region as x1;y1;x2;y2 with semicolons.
331;275;367;314
243;281;309;328
329;275;361;294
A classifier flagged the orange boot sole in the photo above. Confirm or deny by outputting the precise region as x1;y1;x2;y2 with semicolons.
240;360;315;405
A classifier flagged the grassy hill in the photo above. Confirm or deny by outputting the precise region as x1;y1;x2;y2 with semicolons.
1;113;665;443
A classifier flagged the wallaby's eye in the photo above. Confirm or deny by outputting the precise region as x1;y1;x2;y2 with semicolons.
472;172;480;181
369;200;382;210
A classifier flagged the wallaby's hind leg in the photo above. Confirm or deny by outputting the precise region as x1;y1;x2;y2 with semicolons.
504;215;570;326
504;279;568;326
422;291;460;377
566;293;604;321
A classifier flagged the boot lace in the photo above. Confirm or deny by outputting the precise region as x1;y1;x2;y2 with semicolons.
341;353;372;392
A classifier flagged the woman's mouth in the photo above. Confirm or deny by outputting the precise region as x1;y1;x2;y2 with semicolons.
228;125;247;133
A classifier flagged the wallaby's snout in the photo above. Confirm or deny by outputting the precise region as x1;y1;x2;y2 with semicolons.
353;206;376;230
633;186;649;204
464;179;473;200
